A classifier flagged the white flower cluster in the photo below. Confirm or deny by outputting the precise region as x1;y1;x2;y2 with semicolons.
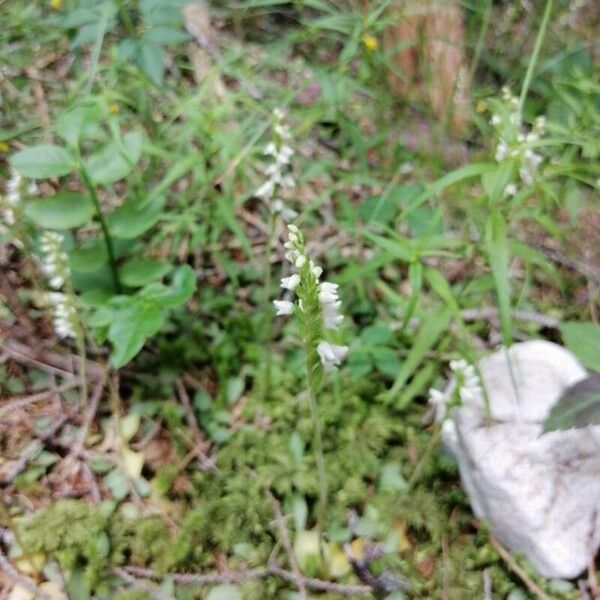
1;168;23;225
40;231;70;289
40;231;78;339
47;292;78;339
256;108;297;221
428;358;482;411
274;225;348;372
492;86;545;193
449;358;482;405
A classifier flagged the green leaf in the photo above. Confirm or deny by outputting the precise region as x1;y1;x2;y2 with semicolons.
69;239;109;272
142;26;189;45
485;211;512;347
137;43;164;85
361;324;393;345
11;144;75;178
108;297;165;367
543;375;600;432
371;347;401;379
141;265;196;309
560;322;600;372
104;468;130;500
119;257;171;287
84;131;143;184
24;192;94;229
379;462;408;492
108;195;165;239
206;585;242;600
55;104;101;147
387;305;452;404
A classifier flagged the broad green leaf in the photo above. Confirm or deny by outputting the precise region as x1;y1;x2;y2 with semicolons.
24;192;94;229
137;43;164;85
485;211;512;347
107;298;165;367
371;346;401;378
119;257;171;287
560;322;600;372
69;239;108;272
108;195;165;239
84;130;143;184
55;104;101;147
543;374;600;432
141;265;196;308
12;144;75;178
387;305;452;404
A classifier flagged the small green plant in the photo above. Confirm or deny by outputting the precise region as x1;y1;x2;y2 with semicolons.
9;105;195;367
57;0;190;86
273;224;348;536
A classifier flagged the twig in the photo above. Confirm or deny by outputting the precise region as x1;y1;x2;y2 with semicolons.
0;546;50;600
483;568;492;600
174;379;215;471
69;372;107;459
113;567;173;600
490;537;551;600
266;491;307;599
460;307;560;329
122;565;372;595
1;338;105;380
0;380;81;417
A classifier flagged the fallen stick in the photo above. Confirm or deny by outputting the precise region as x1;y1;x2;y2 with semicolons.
490;537;551;600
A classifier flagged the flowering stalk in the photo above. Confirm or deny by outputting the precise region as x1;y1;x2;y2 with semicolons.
491;86;546;196
40;231;87;406
256;109;296;397
0;168;37;245
274;224;348;535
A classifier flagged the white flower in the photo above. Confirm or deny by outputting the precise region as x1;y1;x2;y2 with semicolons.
450;359;482;405
490;114;501;126
317;341;348;372
280;274;300;291
40;231;69;290
428;388;445;406
47;292;77;339
310;261;322;280
504;183;517;196
273;300;294;316
272;199;298;222
294;255;306;269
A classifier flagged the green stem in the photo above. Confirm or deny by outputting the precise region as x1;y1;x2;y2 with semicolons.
304;354;328;538
518;0;553;117
80;167;122;293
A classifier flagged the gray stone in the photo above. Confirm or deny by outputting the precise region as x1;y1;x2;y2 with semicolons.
433;340;600;578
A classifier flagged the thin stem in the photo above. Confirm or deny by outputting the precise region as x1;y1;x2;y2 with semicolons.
79;167;122;293
116;0;136;38
304;354;328;538
518;0;553;117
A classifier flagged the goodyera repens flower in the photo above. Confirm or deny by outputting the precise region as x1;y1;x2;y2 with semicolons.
255;108;297;221
274;224;348;372
40;231;78;339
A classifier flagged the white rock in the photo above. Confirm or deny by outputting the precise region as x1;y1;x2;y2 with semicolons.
434;340;599;579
